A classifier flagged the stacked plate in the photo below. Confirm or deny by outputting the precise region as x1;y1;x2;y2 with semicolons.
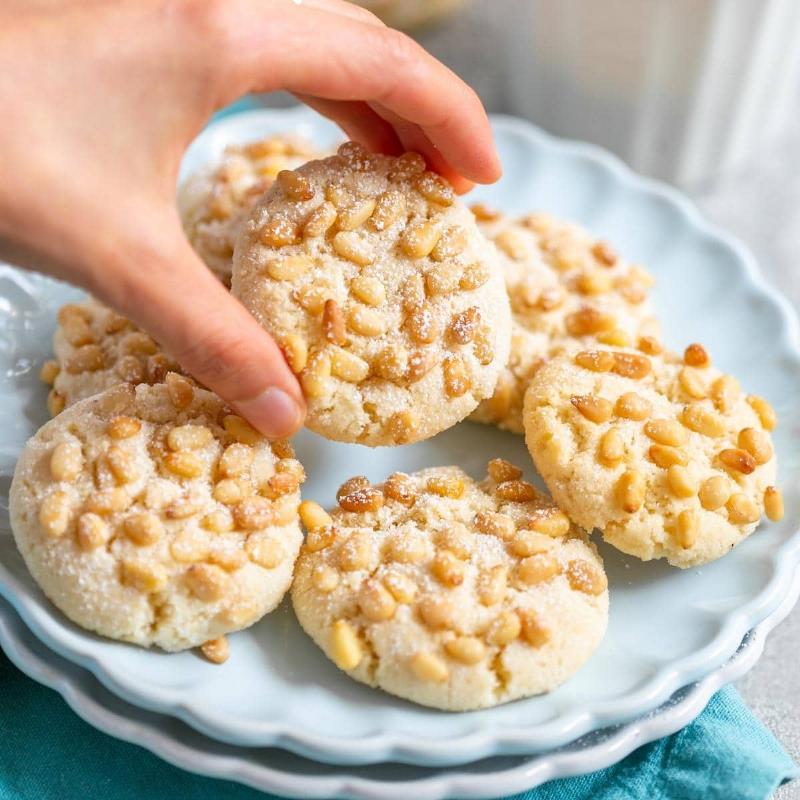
1;108;799;799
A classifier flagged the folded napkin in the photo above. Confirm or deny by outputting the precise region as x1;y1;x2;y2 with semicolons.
0;651;795;800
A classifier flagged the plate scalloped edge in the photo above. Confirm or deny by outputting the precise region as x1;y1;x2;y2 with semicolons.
1;566;798;800
1;108;799;766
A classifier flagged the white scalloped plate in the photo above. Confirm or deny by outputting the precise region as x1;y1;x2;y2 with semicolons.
1;570;797;800
0;107;799;767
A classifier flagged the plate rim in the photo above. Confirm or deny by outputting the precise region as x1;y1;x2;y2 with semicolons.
1;568;798;800
1;106;800;765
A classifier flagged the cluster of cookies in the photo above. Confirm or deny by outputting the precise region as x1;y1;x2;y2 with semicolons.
9;134;781;712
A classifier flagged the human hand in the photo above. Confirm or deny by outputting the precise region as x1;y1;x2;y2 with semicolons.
0;0;500;437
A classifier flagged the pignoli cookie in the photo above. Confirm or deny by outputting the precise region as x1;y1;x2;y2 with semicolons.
10;382;304;651
232;142;512;446
470;209;660;433
179;134;320;285
523;344;780;568
42;298;182;414
291;461;608;711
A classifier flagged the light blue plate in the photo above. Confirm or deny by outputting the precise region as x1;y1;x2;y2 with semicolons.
0;108;798;768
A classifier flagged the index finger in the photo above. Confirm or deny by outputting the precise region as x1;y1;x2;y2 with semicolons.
219;1;501;184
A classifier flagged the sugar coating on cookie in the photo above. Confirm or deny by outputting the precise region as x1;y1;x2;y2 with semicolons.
469;208;660;434
42;299;182;414
232;142;512;446
523;344;781;568
10;382;304;651
291;461;608;710
179;135;320;285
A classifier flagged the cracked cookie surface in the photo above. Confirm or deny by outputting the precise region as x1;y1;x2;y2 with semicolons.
470;209;660;434
179;134;321;285
232;142;512;446
43;298;183;414
291;461;608;711
523;345;781;568
10;382;304;651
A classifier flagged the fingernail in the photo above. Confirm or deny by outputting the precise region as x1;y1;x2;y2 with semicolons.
234;388;304;438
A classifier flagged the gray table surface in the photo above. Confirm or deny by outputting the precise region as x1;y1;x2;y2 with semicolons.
411;3;800;796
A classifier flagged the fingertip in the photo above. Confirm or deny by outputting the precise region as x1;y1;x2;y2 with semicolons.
233;386;306;439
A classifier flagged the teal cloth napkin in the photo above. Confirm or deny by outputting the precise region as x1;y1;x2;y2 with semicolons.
0;650;796;800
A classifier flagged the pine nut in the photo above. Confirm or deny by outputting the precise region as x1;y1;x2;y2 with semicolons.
615;392;651;420
383;572;417;603
459;262;490;291
303;202;337;237
332;231;373;265
726;493;760;524
737;427;773;465
410;651;449;683
322;299;347;345
516;553;560;585
266;254;311;281
50;442;82;482
413;171;454;206
574;350;615;372
681;404;726;437
474;511;515;540
299;500;332;531
765;486;784;522
487;610;521;645
200;637;230;665
47;390;66;417
106;417;142;439
347;305;386;336
482;476;531;505
120;560;167;593
401;219;442;258
338;487;385;513
234;496;277;530
350;275;386;307
711;375;741;412
567;559;608;594
330;620;363;670
39;359;60;385
426;474;465;499
637;336;662;355
699;476;730;510
667;465;697;498
719;448;757;475
431;549;465;587
245;536;285;569
418;595;458;630
330;347;369;382
77;512;108;551
443;356;471;398
357;579;397;621
598;428;625;466
431;226;467;261
684;343;709;367
445;636;486;664
165;372;194;409
747;394;778;431
617;469;645;512
478;565;507;606
571;394;613;423
675;510;699;548
65;344;105;374
644;419;688;447
39;491;71;537
612;352;651;380
565;307;616;336
312;564;339;593
164;451;204;479
649;444;688;468
679;367;708;399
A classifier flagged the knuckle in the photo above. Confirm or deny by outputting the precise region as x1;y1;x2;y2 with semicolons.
380;28;423;72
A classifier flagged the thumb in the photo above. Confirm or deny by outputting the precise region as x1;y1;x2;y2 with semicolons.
99;235;306;439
